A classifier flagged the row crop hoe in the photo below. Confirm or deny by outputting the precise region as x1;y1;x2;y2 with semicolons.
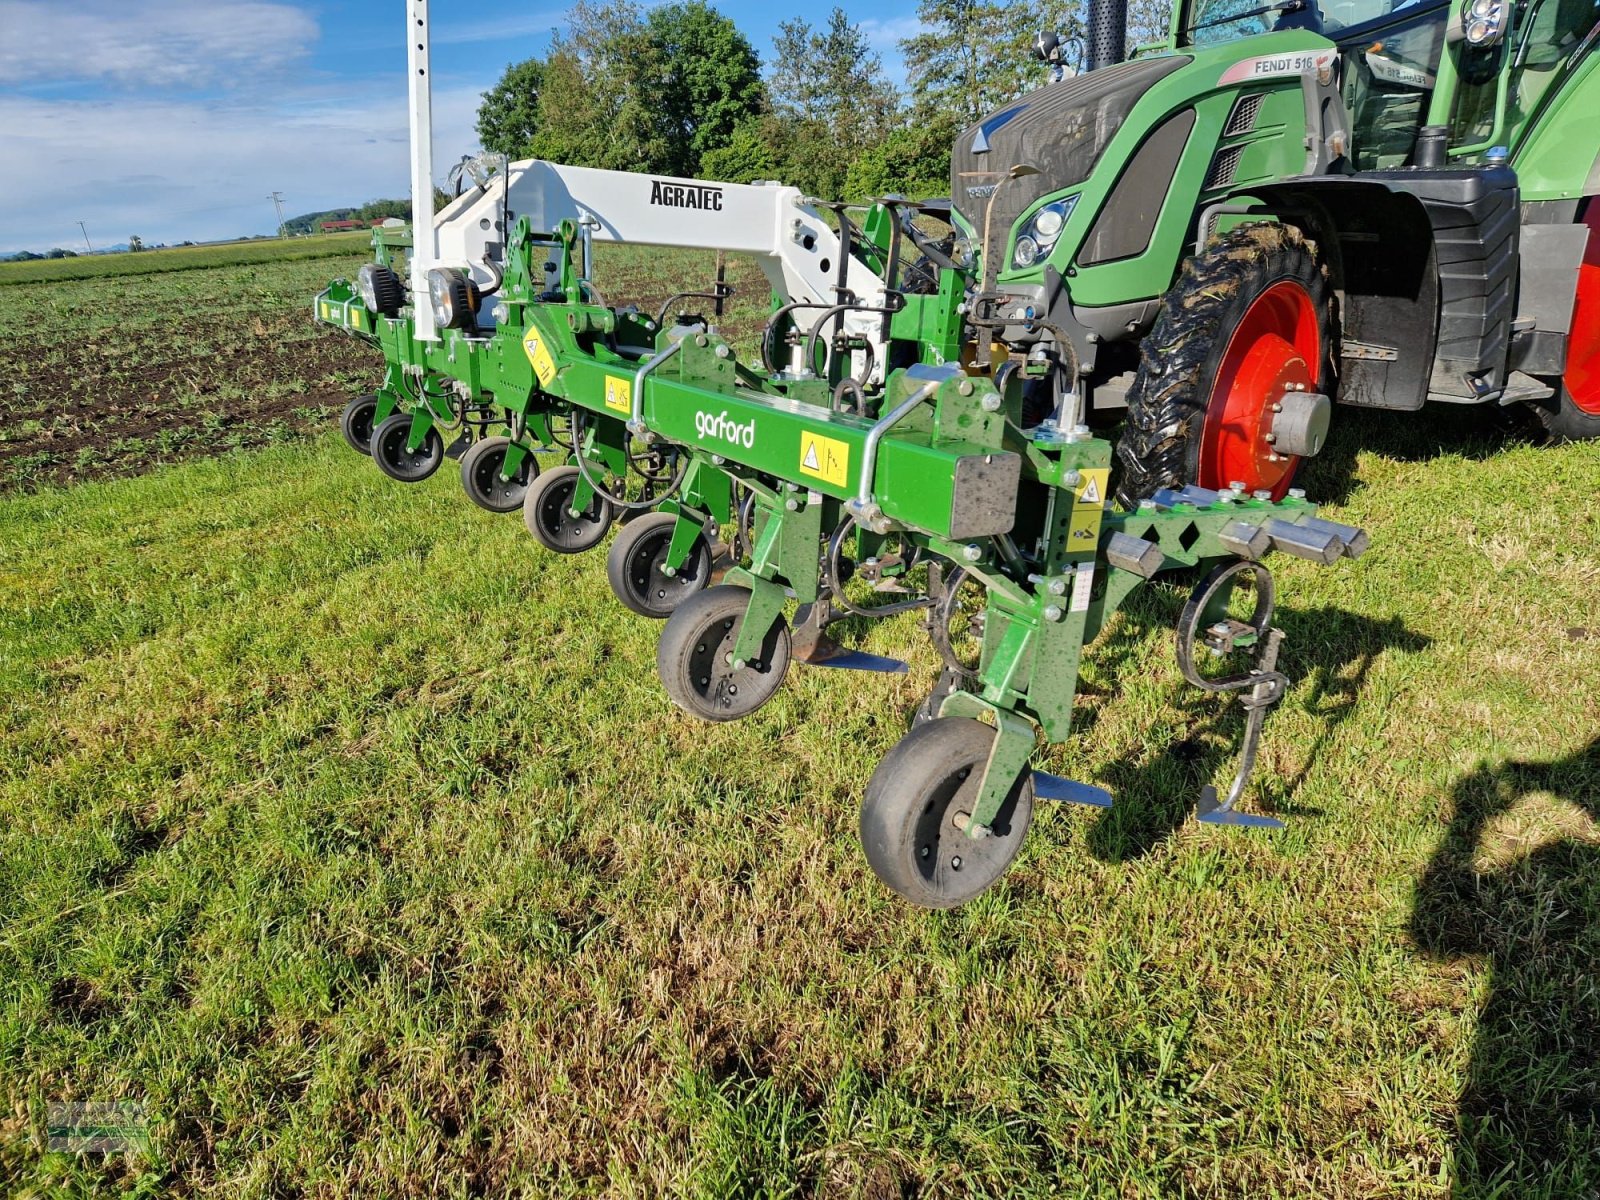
313;0;1377;908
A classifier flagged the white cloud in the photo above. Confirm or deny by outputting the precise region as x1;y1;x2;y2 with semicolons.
858;15;926;52
0;83;485;252
0;0;319;88
430;10;568;45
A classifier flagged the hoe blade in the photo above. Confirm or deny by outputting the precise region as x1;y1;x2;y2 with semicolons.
800;646;910;674
1195;785;1284;829
444;433;472;460
1032;772;1113;808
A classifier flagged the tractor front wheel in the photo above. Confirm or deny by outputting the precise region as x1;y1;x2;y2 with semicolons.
1117;223;1332;507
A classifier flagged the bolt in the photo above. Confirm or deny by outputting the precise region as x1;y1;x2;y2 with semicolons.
1063;469;1080;486
980;392;1001;412
1253;489;1272;501
1271;402;1283;413
714;344;730;359
962;544;983;563
1047;578;1067;596
785;498;800;511
1265;433;1277;444
712;455;725;466
865;556;879;567
1229;480;1247;492
1287;487;1306;500
957;378;974;396
661;565;677;578
1043;604;1064;622
732;658;745;670
695;334;708;347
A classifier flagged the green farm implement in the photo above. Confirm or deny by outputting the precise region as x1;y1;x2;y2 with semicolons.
311;1;1389;907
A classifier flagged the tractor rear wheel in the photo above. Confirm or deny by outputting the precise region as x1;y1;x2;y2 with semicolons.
1117;223;1332;507
1529;204;1600;442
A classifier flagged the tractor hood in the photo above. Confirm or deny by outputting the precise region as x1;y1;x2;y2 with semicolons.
951;55;1191;247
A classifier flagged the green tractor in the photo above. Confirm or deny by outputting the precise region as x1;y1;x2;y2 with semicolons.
961;0;1599;503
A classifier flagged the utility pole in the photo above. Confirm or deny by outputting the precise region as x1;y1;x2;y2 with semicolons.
76;221;92;251
267;191;286;237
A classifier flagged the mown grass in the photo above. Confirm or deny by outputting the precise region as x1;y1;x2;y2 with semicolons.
0;234;374;287
1;398;1596;1195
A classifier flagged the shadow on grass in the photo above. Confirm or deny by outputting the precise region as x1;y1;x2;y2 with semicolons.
1410;739;1600;1199
1081;603;1429;862
1298;400;1546;504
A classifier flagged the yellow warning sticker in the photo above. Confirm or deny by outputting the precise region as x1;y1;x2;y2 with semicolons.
522;329;558;388
798;431;850;488
349;308;363;330
1066;467;1110;548
604;375;632;414
319;302;330;320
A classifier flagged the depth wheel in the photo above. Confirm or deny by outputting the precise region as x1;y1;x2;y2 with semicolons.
656;585;790;721
522;464;613;553
340;394;380;455
860;718;1034;909
606;511;712;618
460;435;535;513
371;412;444;482
1117;222;1332;505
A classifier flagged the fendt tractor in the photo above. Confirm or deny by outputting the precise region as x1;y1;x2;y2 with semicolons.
311;0;1575;907
972;0;1599;505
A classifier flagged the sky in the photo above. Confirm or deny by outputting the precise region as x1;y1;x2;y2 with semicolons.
0;0;924;255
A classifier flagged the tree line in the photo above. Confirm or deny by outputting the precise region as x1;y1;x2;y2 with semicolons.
475;0;1171;202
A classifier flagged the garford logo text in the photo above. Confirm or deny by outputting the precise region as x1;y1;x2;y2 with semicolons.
695;409;756;449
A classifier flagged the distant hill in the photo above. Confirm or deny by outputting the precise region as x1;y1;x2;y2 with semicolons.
283;198;412;236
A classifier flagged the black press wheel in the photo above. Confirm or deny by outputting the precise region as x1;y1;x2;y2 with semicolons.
656;584;790;721
371;412;444;483
341;394;380;455
522;464;614;553
460;435;536;513
606;511;713;618
860;717;1034;909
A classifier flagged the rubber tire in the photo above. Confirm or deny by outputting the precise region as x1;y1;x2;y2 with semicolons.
522;464;614;553
460;435;536;513
1116;222;1332;508
371;412;444;483
860;717;1034;909
605;511;713;618
341;394;380;455
1527;389;1600;442
656;584;790;722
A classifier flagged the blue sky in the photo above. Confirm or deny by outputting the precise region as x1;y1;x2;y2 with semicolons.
0;0;923;254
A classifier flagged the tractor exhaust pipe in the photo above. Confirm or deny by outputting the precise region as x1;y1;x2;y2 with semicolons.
1087;0;1127;71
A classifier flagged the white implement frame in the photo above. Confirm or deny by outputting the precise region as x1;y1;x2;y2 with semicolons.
402;4;890;377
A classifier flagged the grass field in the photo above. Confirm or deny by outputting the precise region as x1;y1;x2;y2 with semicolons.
0;234;375;286
1;242;1598;1197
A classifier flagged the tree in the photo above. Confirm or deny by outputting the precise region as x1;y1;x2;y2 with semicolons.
644;1;763;176
843;110;960;199
902;0;1044;126
699;114;781;183
477;58;546;159
767;8;899;198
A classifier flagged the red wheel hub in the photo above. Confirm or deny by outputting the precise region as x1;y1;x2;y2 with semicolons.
1564;202;1600;414
1199;279;1322;498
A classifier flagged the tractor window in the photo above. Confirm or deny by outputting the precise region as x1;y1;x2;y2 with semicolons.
1340;2;1450;166
1450;0;1598;148
1182;0;1410;45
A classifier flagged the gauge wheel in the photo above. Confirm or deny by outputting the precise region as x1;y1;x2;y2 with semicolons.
859;717;1034;909
371;412;444;483
1117;222;1332;506
460;435;536;513
340;394;380;455
656;584;790;721
522;464;614;553
605;510;713;618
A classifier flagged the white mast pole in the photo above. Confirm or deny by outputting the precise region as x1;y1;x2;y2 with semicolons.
406;0;437;340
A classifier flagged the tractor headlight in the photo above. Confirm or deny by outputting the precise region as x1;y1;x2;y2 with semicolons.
1462;0;1506;45
1013;196;1078;268
427;267;480;330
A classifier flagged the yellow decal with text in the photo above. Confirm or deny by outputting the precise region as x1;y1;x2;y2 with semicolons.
522;329;558;388
798;431;850;488
604;375;632;414
1066;467;1110;547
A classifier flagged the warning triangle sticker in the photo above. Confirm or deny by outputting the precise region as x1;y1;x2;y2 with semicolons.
1080;476;1101;504
803;441;820;471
